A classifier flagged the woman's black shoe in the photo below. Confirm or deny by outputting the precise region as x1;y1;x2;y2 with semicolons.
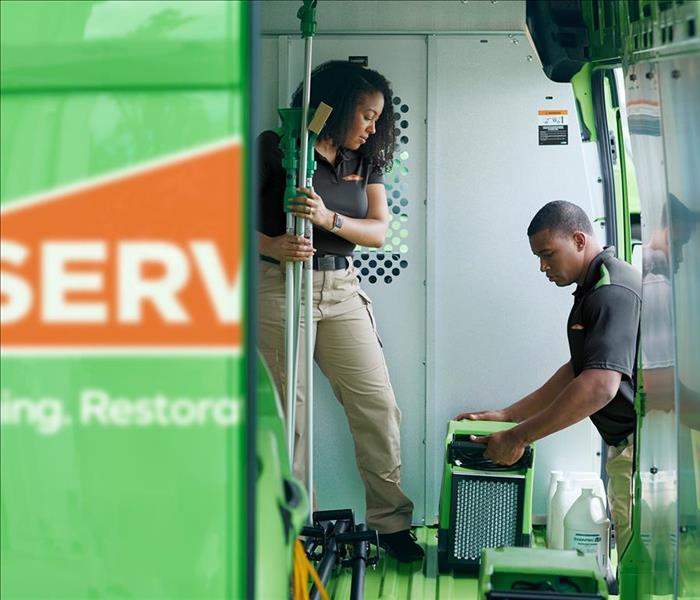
378;529;424;562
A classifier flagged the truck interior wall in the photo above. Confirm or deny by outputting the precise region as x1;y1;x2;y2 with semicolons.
425;34;606;523
260;0;525;35
259;4;610;524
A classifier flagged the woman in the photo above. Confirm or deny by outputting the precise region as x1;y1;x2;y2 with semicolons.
257;60;422;562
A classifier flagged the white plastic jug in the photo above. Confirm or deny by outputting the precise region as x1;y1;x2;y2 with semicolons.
549;479;579;549
546;471;564;548
546;471;608;548
569;471;607;508
564;488;610;571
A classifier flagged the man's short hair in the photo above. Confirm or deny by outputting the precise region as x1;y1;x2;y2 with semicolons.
527;200;594;237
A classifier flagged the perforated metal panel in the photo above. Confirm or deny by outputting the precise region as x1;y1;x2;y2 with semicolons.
355;93;412;284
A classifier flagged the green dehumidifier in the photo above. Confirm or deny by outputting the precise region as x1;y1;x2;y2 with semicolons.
438;420;535;574
478;547;608;599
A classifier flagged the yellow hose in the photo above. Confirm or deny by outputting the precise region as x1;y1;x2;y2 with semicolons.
293;539;330;600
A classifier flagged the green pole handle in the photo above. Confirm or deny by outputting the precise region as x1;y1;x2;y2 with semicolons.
297;0;317;39
277;108;302;214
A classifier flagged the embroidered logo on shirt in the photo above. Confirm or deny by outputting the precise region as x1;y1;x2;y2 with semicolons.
341;174;363;181
570;323;585;330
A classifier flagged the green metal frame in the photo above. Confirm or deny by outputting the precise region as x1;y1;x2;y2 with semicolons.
579;0;700;63
571;64;597;143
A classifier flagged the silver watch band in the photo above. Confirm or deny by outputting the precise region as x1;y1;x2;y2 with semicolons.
331;212;343;232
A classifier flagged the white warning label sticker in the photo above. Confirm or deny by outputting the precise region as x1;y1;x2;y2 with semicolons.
538;109;569;145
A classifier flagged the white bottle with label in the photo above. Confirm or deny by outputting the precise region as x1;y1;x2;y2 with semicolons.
564;487;610;572
549;479;579;549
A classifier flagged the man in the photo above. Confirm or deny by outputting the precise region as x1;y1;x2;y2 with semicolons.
456;200;641;556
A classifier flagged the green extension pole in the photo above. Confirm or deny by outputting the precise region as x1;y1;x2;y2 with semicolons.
280;0;332;524
618;367;652;598
277;103;330;477
278;108;303;471
298;1;315;525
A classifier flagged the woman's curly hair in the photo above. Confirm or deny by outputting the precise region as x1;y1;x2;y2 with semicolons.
291;60;395;173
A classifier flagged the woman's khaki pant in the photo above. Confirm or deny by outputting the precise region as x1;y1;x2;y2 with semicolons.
257;259;414;533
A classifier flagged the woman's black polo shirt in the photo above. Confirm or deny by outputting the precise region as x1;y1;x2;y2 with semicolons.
568;247;642;446
258;130;384;257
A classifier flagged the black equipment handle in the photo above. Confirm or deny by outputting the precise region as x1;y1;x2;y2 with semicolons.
449;437;534;470
313;508;355;526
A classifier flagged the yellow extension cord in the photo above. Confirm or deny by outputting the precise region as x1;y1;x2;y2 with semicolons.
293;539;330;600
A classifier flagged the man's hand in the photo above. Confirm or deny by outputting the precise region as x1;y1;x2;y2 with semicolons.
453;408;509;422
469;429;526;465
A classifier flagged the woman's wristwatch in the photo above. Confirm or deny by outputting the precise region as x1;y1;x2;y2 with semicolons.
330;211;344;232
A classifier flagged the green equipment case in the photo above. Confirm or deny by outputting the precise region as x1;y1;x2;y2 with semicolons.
478;547;608;600
438;420;535;574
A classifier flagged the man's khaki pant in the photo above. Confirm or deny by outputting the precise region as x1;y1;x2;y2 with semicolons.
606;434;634;557
257;260;414;533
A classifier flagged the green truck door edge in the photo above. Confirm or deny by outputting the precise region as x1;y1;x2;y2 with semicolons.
0;1;261;598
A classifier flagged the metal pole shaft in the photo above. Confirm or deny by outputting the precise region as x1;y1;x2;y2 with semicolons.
298;37;312;189
285;21;314;473
304;197;314;524
285;216;296;462
299;34;315;523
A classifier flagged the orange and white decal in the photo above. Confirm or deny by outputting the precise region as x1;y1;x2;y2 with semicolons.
538;109;568;126
1;140;242;354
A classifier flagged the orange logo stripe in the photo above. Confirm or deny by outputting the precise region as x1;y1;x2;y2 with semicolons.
1;143;242;349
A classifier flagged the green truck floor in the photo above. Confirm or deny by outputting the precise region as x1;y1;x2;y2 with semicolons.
321;526;619;600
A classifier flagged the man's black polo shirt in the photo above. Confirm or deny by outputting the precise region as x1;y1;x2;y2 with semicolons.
568;247;641;446
258;130;384;256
